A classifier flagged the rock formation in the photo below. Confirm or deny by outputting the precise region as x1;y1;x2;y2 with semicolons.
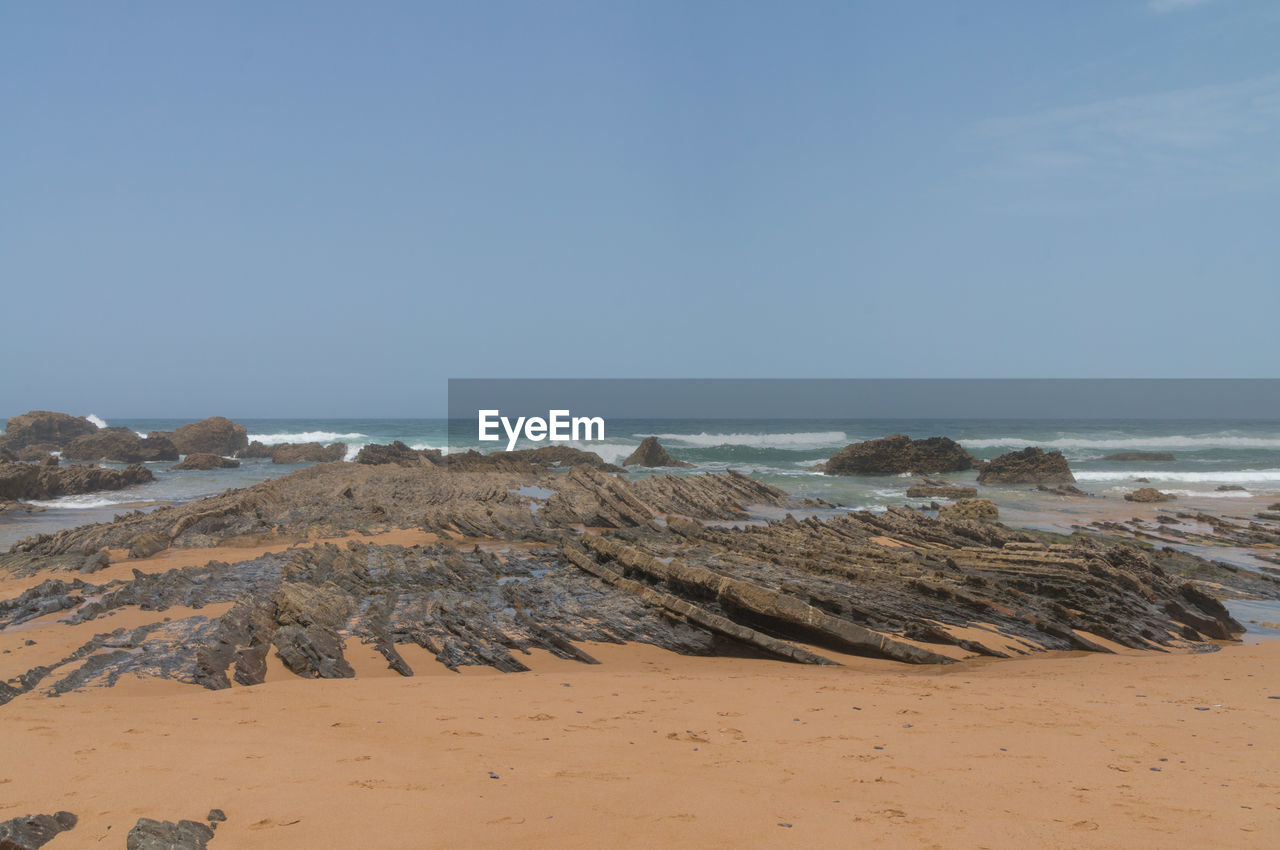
172;453;240;470
624;436;692;468
16;444;60;462
0;812;78;849
977;447;1075;485
1125;487;1176;503
1102;452;1175;462
63;428;178;463
268;442;347;464
0;457;153;502
166;417;249;456
1;460;1266;706
937;498;998;520
0;411;97;452
126;817;216;849
354;441;429;467
824;435;974;476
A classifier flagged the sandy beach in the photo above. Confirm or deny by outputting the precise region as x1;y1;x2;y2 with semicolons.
1;639;1276;848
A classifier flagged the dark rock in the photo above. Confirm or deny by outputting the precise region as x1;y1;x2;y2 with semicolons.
824;435;973;476
1037;484;1089;497
1215;485;1246;492
0;812;77;849
167;417;248;456
64;428;178;463
0;411;97;451
270;442;346;464
938;498;998;520
977;448;1075;485
624;437;692;468
1102;452;1176;462
1125;488;1176;503
172;453;240;471
206;810;226;824
0;459;153;501
126;818;215;850
80;548;110;574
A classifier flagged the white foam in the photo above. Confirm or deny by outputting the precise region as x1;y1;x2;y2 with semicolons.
1076;469;1280;484
86;414;107;429
25;494;122;509
562;441;636;465
246;431;367;445
961;434;1280;451
649;431;849;450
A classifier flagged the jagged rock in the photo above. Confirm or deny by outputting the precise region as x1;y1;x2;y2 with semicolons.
624;437;692;468
64;428;178;463
235;441;273;459
126;818;214;850
206;810;226;825
129;531;171;558
442;446;620;473
166;417;248;456
1125;487;1176;503
269;442;346;464
80;548;110;573
1215;485;1246;492
938;498;998;520
172;453;240;470
824;435;974;476
905;484;977;499
977;447;1075;485
1102;452;1175;462
355;441;428;466
16;443;60;462
0;812;78;849
0;460;153;501
0;411;98;451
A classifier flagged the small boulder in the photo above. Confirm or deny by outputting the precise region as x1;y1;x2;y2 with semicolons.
126;818;215;850
167;417;249;456
624;437;692;468
977;447;1075;485
1215;485;1246;492
1124;487;1176;503
235;441;274;459
938;498;999;520
172;453;240;470
356;441;427;466
824;435;973;476
905;484;977;499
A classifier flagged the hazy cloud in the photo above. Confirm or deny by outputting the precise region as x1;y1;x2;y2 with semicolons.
973;72;1280;197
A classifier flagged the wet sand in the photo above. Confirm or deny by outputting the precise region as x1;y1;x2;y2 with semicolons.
2;640;1277;848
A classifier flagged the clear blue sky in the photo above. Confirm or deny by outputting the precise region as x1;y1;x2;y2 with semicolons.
2;1;1277;417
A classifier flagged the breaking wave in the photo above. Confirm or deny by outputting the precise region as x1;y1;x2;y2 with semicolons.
960;434;1280;451
650;431;848;450
1074;469;1280;484
247;431;368;445
86;414;107;429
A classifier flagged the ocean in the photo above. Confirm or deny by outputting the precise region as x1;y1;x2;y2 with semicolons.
4;415;1280;547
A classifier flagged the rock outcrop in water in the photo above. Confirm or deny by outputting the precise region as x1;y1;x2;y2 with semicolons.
977;447;1075;485
905;483;978;499
1125;487;1176;503
355;441;428;467
824;435;974;476
1102;452;1175;462
172;453;240;471
267;442;346;464
0;457;154;503
624;437;692;468
2;459;1267;704
63;428;178;463
166;417;249;456
0;411;98;452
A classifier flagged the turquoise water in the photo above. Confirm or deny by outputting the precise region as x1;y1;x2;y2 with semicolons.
4;416;1279;548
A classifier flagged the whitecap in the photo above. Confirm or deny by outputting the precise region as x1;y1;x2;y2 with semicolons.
246;431;368;445
961;434;1280;451
1075;469;1280;484
86;414;107;429
648;431;849;450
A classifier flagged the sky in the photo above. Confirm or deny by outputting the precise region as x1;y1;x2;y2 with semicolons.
2;0;1278;417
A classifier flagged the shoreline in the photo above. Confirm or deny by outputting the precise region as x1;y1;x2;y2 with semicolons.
2;639;1276;847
